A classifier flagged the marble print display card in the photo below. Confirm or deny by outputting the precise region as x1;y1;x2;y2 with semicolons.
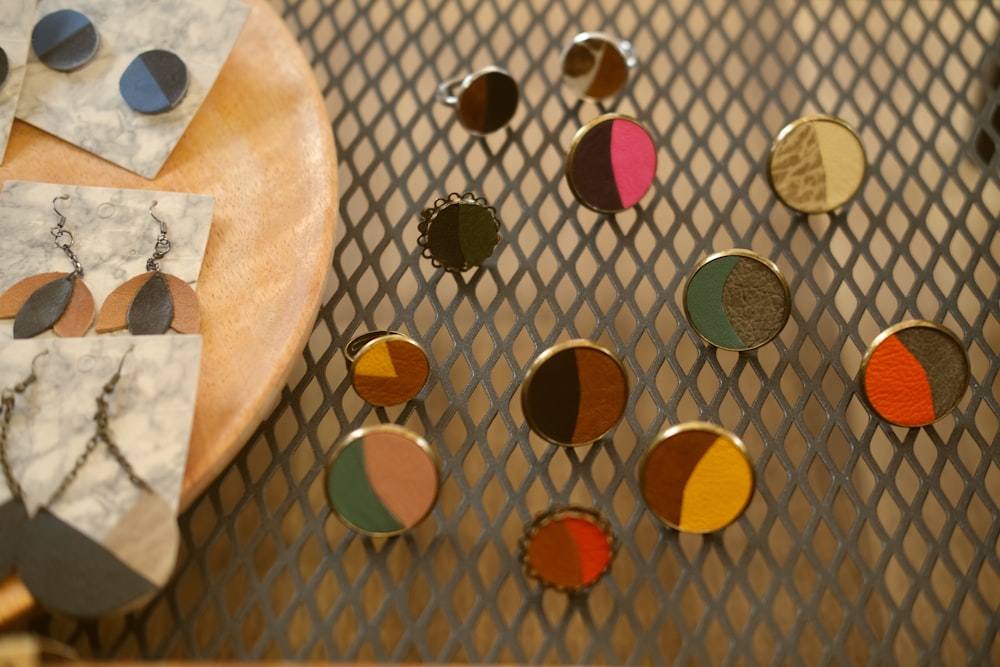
17;0;250;178
0;180;214;340
0;1;34;162
0;335;200;616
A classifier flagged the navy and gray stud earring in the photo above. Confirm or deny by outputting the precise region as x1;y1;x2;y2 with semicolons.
31;9;101;72
119;50;189;114
0;47;10;89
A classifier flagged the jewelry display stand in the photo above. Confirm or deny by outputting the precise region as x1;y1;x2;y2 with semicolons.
8;1;1000;665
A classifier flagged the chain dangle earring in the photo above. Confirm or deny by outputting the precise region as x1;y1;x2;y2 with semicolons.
0;351;47;580
0;195;96;338
97;201;200;335
14;347;182;617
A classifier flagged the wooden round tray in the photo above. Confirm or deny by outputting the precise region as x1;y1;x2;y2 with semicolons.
0;0;337;623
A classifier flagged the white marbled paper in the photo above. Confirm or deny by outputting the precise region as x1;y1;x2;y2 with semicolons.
0;180;214;340
0;1;34;163
0;335;201;543
17;0;249;178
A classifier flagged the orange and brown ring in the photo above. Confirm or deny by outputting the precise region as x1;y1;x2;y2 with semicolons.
350;334;430;406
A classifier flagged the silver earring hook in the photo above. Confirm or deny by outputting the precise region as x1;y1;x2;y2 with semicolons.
146;201;172;272
48;194;84;278
51;194;69;223
149;200;168;236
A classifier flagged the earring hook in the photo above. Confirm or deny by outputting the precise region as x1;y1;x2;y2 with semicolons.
149;200;168;236
48;194;84;278
146;201;172;272
51;194;69;222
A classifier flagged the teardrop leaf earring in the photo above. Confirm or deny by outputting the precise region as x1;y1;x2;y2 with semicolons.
0;195;96;338
97;201;200;335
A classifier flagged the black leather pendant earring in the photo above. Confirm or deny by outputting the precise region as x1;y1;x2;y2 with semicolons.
97;201;200;335
13;348;182;617
0;195;95;338
0;350;47;579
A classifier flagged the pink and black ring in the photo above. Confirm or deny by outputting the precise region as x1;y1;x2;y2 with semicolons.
565;113;657;213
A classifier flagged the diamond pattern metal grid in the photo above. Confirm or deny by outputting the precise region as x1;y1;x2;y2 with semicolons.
26;0;1000;665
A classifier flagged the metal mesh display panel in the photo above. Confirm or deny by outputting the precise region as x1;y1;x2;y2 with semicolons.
28;0;1000;664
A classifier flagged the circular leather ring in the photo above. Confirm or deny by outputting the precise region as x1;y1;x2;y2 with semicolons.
638;421;754;534
325;424;441;537
560;32;637;102
683;248;791;351
436;66;519;135
565;113;656;213
859;320;969;428
767;114;866;214
345;331;430;406
520;506;616;593
521;339;629;447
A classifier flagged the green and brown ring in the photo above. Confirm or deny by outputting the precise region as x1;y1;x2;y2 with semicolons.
683;249;791;351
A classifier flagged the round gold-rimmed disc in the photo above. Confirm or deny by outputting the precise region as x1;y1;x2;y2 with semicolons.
521;339;629;446
347;332;430;406
560;32;634;102
325;424;441;538
454;67;519;136
858;320;970;428
565;113;657;213
638;421;755;534
682;249;791;351
417;193;501;273
519;506;617;593
767;114;866;214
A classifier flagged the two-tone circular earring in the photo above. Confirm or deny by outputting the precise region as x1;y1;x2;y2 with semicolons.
521;339;629;447
638;422;755;534
0;195;96;338
767;114;866;214
97;201;200;335
0;47;10;90
417;192;501;273
859;320;970;428
436;66;519;136
565;113;657;213
682;249;791;351
31;9;101;72
325;424;441;537
344;332;430;406
520;506;617;593
560;32;637;102
119;49;190;114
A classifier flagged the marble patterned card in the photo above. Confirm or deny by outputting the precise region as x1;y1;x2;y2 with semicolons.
16;0;250;178
0;1;34;163
0;335;201;544
0;180;214;340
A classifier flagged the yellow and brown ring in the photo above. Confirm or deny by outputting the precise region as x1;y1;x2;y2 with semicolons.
347;332;430;406
767;114;867;214
325;425;441;537
521;339;629;446
683;249;791;351
639;422;755;534
859;320;970;428
519;506;617;592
